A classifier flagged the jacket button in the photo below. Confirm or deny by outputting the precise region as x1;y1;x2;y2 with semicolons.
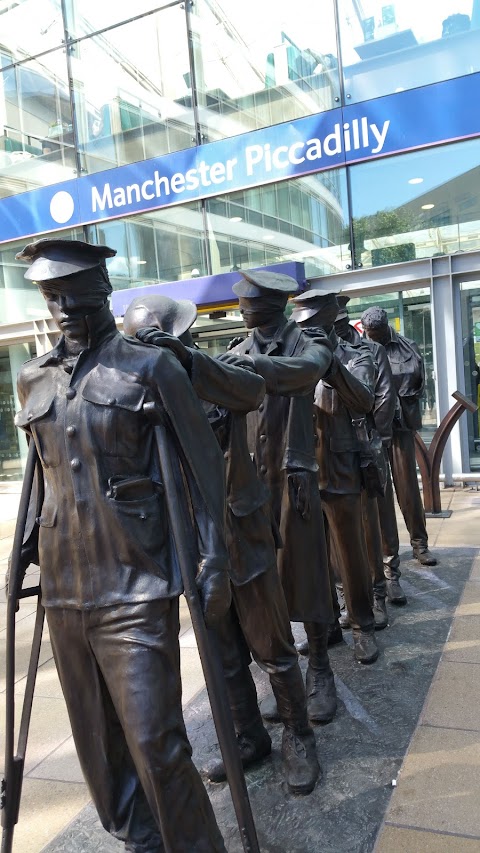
107;398;116;406
70;458;81;472
63;364;73;375
66;388;76;400
260;434;267;443
260;464;267;474
258;404;264;412
66;425;77;437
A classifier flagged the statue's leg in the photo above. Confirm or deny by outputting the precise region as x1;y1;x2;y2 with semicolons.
46;606;166;853
204;598;272;783
321;492;378;665
390;429;428;549
49;599;226;853
361;490;388;629
233;565;321;794
390;430;437;566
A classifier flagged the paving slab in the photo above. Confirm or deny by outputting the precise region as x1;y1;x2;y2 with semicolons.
421;660;480;731
385;726;480;839
11;779;90;853
376;825;480;852
41;547;476;853
443;613;480;664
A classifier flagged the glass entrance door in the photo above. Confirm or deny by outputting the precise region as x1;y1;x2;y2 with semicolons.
460;282;480;470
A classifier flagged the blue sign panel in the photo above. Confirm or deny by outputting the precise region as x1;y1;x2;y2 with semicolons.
111;261;306;316
1;72;480;245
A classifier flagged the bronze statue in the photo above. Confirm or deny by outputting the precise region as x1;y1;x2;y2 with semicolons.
123;294;321;796
334;295;399;618
228;271;338;721
11;240;231;853
291;290;379;665
362;307;437;570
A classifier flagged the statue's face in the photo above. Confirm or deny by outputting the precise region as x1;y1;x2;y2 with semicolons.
309;302;339;330
364;323;390;345
238;296;285;329
39;280;105;340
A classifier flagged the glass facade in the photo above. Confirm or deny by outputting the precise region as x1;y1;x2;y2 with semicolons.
350;138;480;269
0;50;75;197
205;170;349;278
339;0;480;103
0;343;35;481
0;0;478;475
460;281;480;470
71;6;195;175
190;0;340;140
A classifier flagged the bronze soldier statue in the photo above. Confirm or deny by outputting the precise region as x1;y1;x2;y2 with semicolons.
123;294;321;795
334;295;399;618
11;240;231;853
361;307;437;570
228;270;338;722
291;290;379;665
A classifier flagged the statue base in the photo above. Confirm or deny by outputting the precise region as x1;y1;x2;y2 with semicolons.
42;547;474;853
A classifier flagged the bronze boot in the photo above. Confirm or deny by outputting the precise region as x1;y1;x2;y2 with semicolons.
281;727;320;795
205;722;272;782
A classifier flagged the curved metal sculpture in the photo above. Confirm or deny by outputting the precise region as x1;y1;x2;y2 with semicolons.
414;391;478;516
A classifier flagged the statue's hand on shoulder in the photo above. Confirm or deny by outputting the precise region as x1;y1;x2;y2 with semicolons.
300;326;334;352
226;335;245;352
216;352;256;373
196;560;232;628
135;327;192;370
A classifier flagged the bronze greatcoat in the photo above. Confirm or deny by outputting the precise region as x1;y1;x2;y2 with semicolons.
189;348;308;736
313;330;376;632
338;323;399;592
15;306;228;853
231;318;333;624
376;327;429;553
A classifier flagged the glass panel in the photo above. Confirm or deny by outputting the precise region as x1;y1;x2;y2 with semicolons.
0;343;36;481
88;201;207;287
190;0;340;142
0;1;65;63
70;6;195;174
347;288;436;441
460;281;480;470
350;138;480;269
64;0;177;39
205;170;350;278
0;50;76;197
339;0;480;103
191;310;246;355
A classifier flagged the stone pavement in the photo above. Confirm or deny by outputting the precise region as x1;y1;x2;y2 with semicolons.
0;484;479;852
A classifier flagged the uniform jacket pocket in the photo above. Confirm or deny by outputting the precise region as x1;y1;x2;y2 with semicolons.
82;366;145;457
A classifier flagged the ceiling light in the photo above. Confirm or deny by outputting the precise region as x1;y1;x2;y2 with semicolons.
229;216;243;222
262;234;276;241
137;260;147;265
421;203;435;210
408;177;423;185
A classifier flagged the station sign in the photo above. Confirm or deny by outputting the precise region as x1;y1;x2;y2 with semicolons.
1;71;479;244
